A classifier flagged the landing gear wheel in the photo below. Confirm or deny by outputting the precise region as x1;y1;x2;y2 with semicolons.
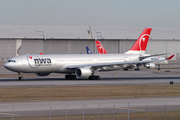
158;65;161;70
95;75;100;80
170;81;174;85
123;68;128;71
88;76;92;80
135;68;140;71
19;76;24;80
18;72;24;80
65;75;76;80
72;75;76;79
65;75;69;79
88;75;100;80
92;76;96;80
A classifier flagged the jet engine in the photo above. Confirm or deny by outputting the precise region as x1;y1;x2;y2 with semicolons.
144;63;155;69
75;68;92;78
36;72;51;76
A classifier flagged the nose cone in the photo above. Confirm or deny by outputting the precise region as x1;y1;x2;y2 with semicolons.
4;62;18;72
4;62;12;70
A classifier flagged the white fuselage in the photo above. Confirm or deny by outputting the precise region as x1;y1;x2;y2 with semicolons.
4;54;140;73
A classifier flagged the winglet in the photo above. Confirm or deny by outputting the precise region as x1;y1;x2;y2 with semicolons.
95;41;108;54
125;28;152;54
166;54;175;60
86;46;92;54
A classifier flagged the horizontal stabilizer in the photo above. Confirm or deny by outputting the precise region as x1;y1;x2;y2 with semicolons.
166;54;174;60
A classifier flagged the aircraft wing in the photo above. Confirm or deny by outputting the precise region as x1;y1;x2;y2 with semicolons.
63;59;164;69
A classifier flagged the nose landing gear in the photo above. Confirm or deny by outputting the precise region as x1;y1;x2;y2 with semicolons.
18;72;24;80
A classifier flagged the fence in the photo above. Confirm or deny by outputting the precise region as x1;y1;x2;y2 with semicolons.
1;103;180;120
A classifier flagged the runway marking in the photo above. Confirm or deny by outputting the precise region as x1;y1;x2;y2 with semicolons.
117;107;144;111
114;71;117;77
0;112;19;116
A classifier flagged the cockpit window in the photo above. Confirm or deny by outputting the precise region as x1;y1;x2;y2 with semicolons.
8;60;16;62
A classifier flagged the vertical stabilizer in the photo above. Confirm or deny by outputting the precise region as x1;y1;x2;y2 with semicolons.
95;41;108;54
86;46;92;54
125;28;152;54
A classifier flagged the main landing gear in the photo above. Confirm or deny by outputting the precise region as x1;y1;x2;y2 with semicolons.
123;68;128;71
158;65;161;70
18;72;24;80
135;65;140;71
65;75;76;80
65;74;100;80
135;68;140;71
88;75;100;80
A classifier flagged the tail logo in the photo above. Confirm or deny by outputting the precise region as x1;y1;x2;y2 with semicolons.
139;34;149;51
96;44;105;54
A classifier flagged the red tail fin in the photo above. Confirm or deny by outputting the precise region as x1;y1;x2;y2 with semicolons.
95;41;108;54
166;54;174;60
125;28;152;54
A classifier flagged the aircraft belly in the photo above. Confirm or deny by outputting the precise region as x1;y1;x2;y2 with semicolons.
56;69;75;73
20;65;61;73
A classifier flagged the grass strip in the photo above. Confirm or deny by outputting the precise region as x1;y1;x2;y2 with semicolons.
0;84;180;101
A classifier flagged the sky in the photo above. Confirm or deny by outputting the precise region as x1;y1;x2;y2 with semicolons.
0;0;179;27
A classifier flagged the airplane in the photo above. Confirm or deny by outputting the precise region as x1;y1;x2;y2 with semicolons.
4;28;167;80
141;55;174;70
90;40;173;70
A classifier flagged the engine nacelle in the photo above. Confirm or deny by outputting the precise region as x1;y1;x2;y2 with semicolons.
75;68;92;78
144;63;155;69
36;72;51;76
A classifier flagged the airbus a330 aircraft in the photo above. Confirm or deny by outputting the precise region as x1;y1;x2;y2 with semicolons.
4;28;167;80
89;40;172;70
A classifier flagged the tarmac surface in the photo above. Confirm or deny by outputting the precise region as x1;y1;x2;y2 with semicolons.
0;60;180;118
0;60;180;87
0;68;180;87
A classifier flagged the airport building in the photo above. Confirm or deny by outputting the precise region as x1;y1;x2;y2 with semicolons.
0;25;180;60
